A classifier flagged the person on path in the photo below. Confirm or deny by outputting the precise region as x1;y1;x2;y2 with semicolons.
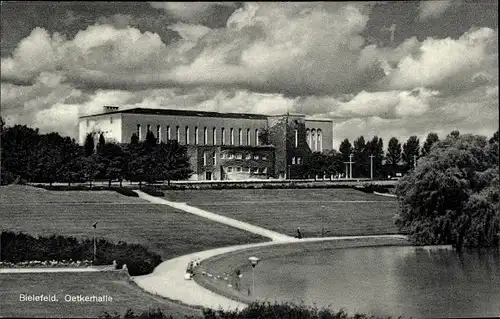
296;227;302;239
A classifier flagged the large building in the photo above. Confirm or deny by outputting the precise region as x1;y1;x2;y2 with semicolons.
79;106;333;180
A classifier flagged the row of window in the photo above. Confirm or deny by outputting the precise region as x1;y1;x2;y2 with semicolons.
137;124;262;146
305;129;323;152
226;167;267;174
221;153;267;160
202;152;268;166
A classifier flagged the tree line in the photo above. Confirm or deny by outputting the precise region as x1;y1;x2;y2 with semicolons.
1;118;192;186
299;132;441;179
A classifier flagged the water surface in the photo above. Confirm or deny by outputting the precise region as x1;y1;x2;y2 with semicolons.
241;246;500;318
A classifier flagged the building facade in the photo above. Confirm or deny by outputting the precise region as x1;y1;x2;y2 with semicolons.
79;107;333;180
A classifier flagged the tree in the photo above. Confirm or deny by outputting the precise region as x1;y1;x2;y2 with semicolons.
489;130;498;144
145;130;156;147
402;136;420;171
353;136;369;178
258;128;270;145
130;133;139;145
83;154;101;188
366;136;384;178
97;133;106;153
84;133;95;157
395;133;499;250
99;142;126;187
1;124;42;183
385;137;402;173
421;132;439;156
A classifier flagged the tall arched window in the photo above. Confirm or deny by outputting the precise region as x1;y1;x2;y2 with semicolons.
157;125;161;143
185;126;190;145
221;128;226;145
246;128;251;145
230;128;234;145
238;128;242;146
306;129;310;148
294;129;298;148
194;127;199;145
317;129;322;152
311;129;316;152
213;127;217;145
204;127;208;145
255;129;259;145
176;126;180;143
137;124;141;140
166;126;171;140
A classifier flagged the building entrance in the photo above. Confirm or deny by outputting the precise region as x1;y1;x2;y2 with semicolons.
205;172;212;180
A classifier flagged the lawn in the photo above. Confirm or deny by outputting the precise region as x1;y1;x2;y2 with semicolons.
0;186;267;260
164;189;401;238
0;271;200;318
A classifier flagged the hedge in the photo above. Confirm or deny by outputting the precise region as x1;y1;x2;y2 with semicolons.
0;231;161;276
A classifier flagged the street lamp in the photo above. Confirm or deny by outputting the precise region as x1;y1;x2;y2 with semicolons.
248;256;260;296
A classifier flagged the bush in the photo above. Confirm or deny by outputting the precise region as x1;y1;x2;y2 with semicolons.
114;187;139;197
202;302;397;319
0;231;161;276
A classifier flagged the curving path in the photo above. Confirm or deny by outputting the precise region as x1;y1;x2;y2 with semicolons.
133;190;408;310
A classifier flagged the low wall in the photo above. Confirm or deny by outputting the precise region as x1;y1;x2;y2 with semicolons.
29;179;397;190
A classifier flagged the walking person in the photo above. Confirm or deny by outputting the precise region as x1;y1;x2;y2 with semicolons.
296;227;303;239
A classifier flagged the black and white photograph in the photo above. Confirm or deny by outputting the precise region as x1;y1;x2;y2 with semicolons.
0;1;499;318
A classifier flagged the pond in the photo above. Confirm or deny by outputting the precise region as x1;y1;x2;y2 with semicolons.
241;246;500;318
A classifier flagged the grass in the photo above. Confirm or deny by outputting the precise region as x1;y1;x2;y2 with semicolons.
164;189;401;238
0;271;200;318
0;186;267;260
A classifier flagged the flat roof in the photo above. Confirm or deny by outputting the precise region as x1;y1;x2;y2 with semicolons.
79;107;269;120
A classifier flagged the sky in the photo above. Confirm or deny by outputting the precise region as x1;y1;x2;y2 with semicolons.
1;1;498;148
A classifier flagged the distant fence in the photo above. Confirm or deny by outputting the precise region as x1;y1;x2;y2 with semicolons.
28;179;397;190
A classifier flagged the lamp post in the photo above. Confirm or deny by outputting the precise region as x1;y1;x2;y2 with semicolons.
248;256;260;296
369;155;375;180
348;154;354;179
92;222;98;263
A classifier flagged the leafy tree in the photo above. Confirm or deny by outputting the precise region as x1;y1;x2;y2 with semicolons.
1;124;41;182
366;136;384;178
402;136;420;171
353;136;369;178
97;133;106;152
145;130;157;147
386;137;402;172
448;130;460;139
99;142;126;187
421;132;439;156
84;133;95;157
83;154;101;187
489;130;498;144
395;133;499;250
130;133;139;145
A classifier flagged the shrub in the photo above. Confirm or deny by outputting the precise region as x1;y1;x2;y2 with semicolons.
0;231;161;276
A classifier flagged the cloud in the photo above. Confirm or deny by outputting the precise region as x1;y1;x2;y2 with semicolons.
1;2;382;96
149;2;238;25
418;0;455;21
375;27;498;92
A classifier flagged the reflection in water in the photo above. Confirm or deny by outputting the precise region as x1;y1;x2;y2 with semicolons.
241;246;500;318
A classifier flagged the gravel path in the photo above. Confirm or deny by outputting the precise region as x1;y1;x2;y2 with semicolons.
133;190;407;310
